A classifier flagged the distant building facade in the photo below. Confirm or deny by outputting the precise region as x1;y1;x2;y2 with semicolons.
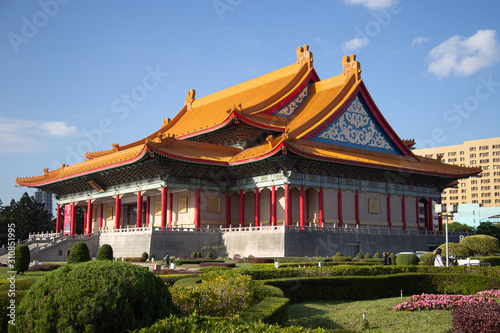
34;189;53;215
453;203;500;228
414;137;500;223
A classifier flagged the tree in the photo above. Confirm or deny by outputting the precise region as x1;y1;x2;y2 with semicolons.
67;242;90;264
476;222;500;241
448;222;474;233
14;244;30;274
437;242;471;259
0;193;52;245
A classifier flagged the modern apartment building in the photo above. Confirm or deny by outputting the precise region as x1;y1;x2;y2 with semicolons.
414;138;500;213
34;188;53;215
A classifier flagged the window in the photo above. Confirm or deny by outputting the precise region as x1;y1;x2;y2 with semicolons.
460;151;465;155
448;158;457;162
461;189;466;193
482;199;491;204
479;145;489;150
470;147;477;151
495;179;500;183
471;160;477;164
493;144;500;149
481;179;490;184
460;157;465;161
480;159;490;164
425;154;433;158
481;193;491;197
480;152;489;157
471;187;478;191
493;151;500;156
483;172;490;177
481;186;491;191
471;180;477;184
472;200;478;203
494;158;500;162
470;153;476;158
472;194;478;198
448;152;457;156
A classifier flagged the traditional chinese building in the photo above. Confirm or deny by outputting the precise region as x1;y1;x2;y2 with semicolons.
16;46;481;259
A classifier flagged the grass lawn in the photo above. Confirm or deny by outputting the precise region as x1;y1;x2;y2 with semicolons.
287;297;452;333
0;266;50;281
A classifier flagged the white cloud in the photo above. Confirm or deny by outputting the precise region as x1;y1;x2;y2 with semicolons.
342;0;398;10
341;37;369;52
411;36;429;47
39;121;79;137
0;116;80;153
427;29;500;78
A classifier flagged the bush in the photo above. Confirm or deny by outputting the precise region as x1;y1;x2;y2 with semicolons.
206;252;213;259
334;252;343;257
452;302;500;332
374;252;381;259
389;253;396;265
460;235;500;256
150;253;155;260
396;254;419;266
169;272;253;317
142;252;149;260
96;244;113;261
437;242;472;259
191;251;197;258
419;252;435;265
14;244;30;274
197;252;202;258
27;264;61;272
67;242;90;264
13;261;178;332
356;252;363;259
0;278;37;291
250;258;275;264
364;253;372;259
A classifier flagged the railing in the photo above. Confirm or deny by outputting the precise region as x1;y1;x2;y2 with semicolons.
100;227;152;234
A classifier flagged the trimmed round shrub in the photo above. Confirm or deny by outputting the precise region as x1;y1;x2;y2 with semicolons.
334;251;343;257
437;242;472;259
150;253;155;260
356;252;363;259
197;252;202;258
14;244;30;274
13;261;178;332
389;253;396;265
96;244;113;261
374;252;381;259
460;235;500;256
396;253;419;266
142;252;149;260
364;253;372;259
419;252;435;265
191;251;197;258
206;252;213;259
67;242;90;264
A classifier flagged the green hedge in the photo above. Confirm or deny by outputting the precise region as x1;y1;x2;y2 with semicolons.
173;259;223;265
173;276;202;287
479;256;500;266
264;273;500;303
158;274;201;287
241;282;289;325
1;290;28;332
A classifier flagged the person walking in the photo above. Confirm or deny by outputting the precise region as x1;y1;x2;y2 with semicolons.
164;253;170;267
383;252;391;265
434;248;445;267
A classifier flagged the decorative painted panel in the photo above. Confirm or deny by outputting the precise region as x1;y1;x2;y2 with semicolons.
271;84;309;118
311;94;403;155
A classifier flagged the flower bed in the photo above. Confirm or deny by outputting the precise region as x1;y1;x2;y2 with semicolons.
393;290;500;311
27;264;62;272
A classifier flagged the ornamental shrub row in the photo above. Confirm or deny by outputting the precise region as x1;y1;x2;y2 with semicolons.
452;301;500;332
264;273;500;303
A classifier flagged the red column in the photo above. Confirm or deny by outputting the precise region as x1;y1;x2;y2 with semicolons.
56;204;61;233
87;199;93;235
168;193;173;228
226;192;231;228
318;187;324;227
99;203;103;229
355;190;360;227
387;193;391;229
271;185;276;226
136;191;143;228
115;195;121;230
402;195;406;230
239;189;245;227
83;208;87;235
306;189;310;224
71;202;76;235
428;197;433;231
337;189;343;227
195;189;201;229
415;196;420;231
299;185;305;228
284;184;291;226
146;197;150;227
254;188;260;227
161;187;167;229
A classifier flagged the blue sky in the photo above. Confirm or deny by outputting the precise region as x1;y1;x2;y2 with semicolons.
1;0;500;207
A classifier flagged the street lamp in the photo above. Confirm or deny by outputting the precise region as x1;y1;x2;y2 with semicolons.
434;203;457;267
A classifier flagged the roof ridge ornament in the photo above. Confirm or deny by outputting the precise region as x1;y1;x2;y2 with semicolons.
185;89;196;110
112;143;120;152
342;54;362;81
296;45;313;69
226;103;243;114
